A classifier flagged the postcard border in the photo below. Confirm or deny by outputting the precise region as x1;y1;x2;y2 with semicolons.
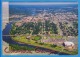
0;0;80;57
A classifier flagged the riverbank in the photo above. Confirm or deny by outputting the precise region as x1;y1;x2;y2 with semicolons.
11;36;78;55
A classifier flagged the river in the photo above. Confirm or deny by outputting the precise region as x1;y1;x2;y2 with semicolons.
2;22;69;55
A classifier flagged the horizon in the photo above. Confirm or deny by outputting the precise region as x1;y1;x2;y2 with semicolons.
9;2;78;5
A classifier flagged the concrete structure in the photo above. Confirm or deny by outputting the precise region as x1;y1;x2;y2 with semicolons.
63;41;74;47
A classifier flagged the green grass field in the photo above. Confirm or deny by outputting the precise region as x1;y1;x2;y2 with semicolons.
11;35;78;55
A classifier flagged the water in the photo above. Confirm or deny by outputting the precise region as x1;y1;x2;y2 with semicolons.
3;22;36;46
9;4;78;15
2;22;70;55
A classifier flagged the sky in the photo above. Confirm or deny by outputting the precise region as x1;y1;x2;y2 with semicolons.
9;2;78;5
